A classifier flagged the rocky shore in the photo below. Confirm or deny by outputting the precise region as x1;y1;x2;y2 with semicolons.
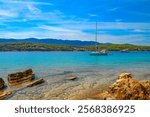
0;69;45;100
90;73;150;100
0;69;150;100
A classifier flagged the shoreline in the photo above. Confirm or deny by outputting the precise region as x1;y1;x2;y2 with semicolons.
0;50;150;52
1;68;150;100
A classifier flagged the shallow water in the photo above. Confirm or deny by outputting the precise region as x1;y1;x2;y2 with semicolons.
0;51;150;99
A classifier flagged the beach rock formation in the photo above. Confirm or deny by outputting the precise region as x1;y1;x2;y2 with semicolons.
0;78;5;89
0;90;14;100
0;69;45;100
139;80;150;97
26;78;45;87
8;69;35;85
97;73;150;100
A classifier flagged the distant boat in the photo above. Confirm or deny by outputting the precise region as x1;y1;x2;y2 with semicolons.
120;49;129;53
90;21;108;56
90;49;108;55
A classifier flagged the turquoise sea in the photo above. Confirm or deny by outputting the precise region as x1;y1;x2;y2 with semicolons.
0;51;150;99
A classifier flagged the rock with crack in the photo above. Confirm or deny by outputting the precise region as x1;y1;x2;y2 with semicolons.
108;73;149;100
96;73;150;100
8;69;35;86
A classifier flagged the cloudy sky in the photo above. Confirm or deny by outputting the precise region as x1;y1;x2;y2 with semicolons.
0;0;150;45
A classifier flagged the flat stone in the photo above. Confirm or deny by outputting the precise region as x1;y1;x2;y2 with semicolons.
26;78;45;87
67;75;77;80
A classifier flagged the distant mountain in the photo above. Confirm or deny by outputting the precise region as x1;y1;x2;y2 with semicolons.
0;38;105;46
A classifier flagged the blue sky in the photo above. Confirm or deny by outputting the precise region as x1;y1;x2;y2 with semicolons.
0;0;150;45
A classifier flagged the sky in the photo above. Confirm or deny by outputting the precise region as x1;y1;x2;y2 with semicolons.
0;0;150;45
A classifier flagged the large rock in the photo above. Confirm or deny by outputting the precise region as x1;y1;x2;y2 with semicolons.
8;69;35;85
0;78;5;89
95;73;150;100
108;73;149;100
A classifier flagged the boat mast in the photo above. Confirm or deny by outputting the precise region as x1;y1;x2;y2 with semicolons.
95;21;98;51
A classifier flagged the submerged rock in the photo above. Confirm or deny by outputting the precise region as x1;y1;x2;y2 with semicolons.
8;69;35;86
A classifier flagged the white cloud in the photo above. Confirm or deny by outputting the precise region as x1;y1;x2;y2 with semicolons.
88;14;98;17
0;9;18;17
100;22;150;30
99;34;149;45
0;27;149;45
59;22;150;32
0;0;53;5
0;0;53;22
27;4;41;14
39;25;81;33
133;29;146;32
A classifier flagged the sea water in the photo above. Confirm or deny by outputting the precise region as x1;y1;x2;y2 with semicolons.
0;51;150;99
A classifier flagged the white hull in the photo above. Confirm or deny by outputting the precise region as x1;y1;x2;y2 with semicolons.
90;51;108;56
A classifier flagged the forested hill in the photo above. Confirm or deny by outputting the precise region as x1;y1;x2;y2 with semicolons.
0;42;149;51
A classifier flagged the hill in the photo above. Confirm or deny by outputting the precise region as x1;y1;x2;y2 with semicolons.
0;38;100;46
86;44;150;51
0;42;149;51
0;42;85;51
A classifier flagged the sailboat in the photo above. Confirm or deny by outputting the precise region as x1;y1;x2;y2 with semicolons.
90;21;108;56
120;48;129;53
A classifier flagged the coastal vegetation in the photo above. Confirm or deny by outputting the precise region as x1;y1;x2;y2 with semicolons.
0;42;150;51
85;44;150;51
0;42;85;51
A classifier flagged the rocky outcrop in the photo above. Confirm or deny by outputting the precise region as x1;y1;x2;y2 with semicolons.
97;73;150;100
0;78;6;89
0;90;14;100
8;69;35;85
0;69;45;100
139;80;150;97
0;77;12;100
